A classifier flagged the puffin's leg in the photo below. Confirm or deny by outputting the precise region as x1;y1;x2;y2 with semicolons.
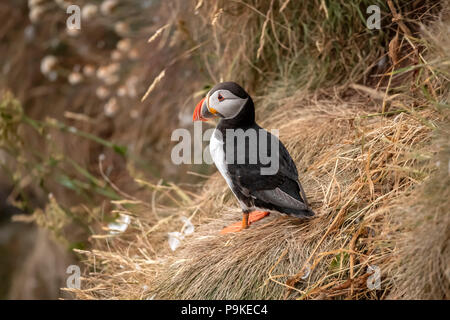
242;212;249;229
220;211;249;234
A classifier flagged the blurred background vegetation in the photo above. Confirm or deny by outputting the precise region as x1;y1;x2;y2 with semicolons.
0;0;448;299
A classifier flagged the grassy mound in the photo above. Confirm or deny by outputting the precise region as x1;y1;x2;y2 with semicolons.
2;1;447;300
66;0;449;300
147;92;441;299
386;124;449;299
72;84;446;299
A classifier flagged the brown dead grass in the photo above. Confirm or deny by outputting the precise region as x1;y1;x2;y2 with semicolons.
386;125;450;299
55;1;450;300
147;93;442;300
70;82;446;299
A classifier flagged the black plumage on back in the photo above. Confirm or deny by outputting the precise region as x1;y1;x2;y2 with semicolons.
216;97;314;218
195;81;314;233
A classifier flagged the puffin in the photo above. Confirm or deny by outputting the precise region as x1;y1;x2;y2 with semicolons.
193;82;314;233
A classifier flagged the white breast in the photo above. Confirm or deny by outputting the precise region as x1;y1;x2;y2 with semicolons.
209;129;251;211
210;129;234;190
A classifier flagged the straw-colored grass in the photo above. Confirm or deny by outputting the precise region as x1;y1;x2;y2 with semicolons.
156;97;442;300
70;84;446;299
1;0;447;300
63;0;449;300
386;124;450;299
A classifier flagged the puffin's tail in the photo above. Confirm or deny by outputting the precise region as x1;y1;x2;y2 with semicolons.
283;206;315;218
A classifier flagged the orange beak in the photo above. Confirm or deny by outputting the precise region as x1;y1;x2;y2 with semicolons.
193;97;207;121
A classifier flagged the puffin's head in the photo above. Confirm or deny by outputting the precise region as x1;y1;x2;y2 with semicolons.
193;82;251;122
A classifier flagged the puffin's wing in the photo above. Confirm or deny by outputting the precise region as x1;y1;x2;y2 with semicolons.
227;126;311;212
227;127;292;190
231;165;312;216
276;137;311;206
252;187;310;211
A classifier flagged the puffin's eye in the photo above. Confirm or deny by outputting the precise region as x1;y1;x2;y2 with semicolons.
218;93;224;102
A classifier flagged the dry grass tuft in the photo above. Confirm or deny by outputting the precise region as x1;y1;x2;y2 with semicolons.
1;0;445;300
146;94;441;300
386;125;450;299
65;0;449;300
141;69;166;102
72;84;445;299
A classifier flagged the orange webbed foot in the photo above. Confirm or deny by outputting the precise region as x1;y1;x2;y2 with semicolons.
248;211;270;224
219;222;245;234
220;211;270;234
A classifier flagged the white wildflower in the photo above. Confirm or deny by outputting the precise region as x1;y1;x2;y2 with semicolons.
104;75;120;86
128;48;139;60
83;64;96;77
40;55;58;75
111;50;122;61
81;4;98;20
97;63;119;80
66;27;80;37
96;86;110;100
104;97;119;117
29;6;45;24
114;22;130;36
125;76;138;98
100;0;118;15
28;0;45;8
96;66;109;80
106;63;120;74
117;38;131;52
117;85;127;97
54;0;70;9
68;72;83;85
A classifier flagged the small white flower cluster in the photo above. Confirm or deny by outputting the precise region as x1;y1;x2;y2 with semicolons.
114;21;130;37
98;73;140;118
68;71;83;85
66;64;84;85
116;38;139;61
83;64;96;77
104;97;119;117
28;0;48;24
117;38;131;52
54;0;71;10
81;4;98;20
124;76;139;98
93;37;141;117
33;0;145;120
94;62;121;116
96;86;110;100
40;55;58;81
100;0;119;15
97;63;120;86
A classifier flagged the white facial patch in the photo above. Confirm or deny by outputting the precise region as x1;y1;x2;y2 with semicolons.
207;89;248;119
